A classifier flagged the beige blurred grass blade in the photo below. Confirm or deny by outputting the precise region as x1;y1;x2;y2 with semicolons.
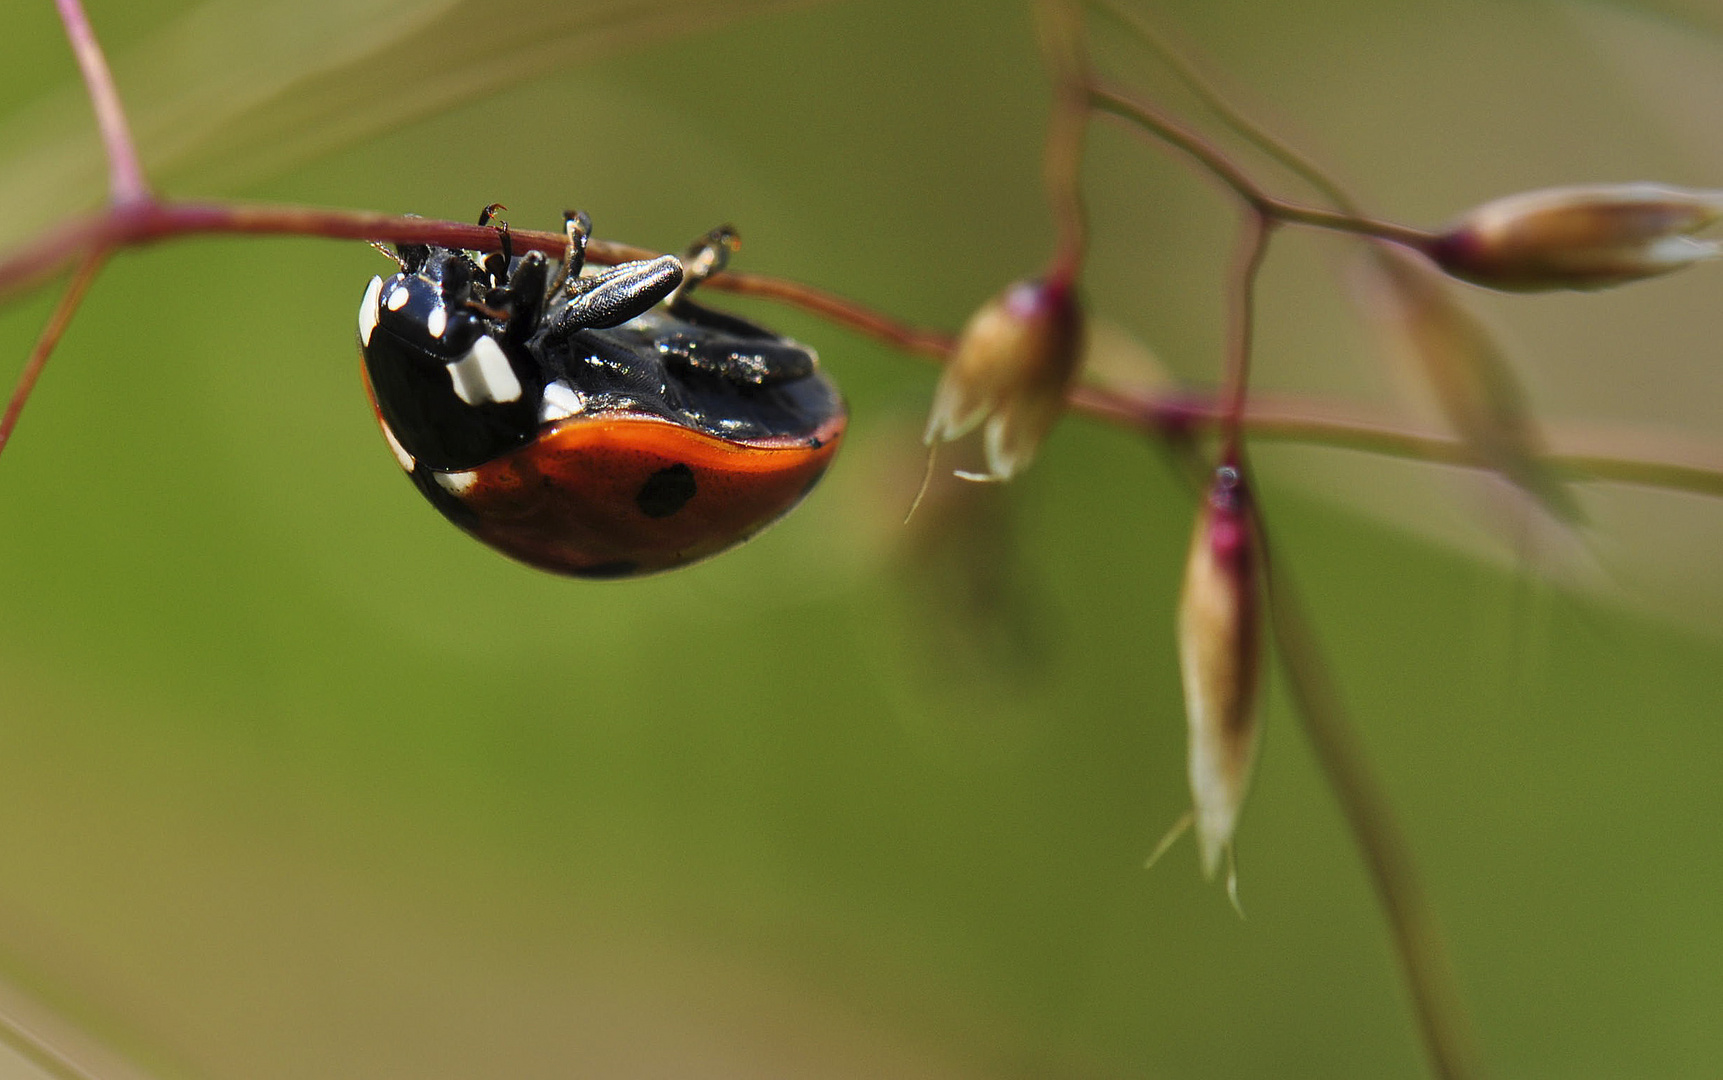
0;970;165;1080
1353;245;1582;524
0;0;817;247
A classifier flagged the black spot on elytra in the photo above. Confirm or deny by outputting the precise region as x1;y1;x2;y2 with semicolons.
636;463;697;518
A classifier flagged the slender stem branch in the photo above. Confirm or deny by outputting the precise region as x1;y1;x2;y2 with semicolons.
53;0;149;204
1;199;1720;498
1221;211;1273;456
0;201;664;302
1273;203;1436;248
1076;385;1723;499
1038;0;1092;281
0;250;106;460
1087;84;1437;251
1089;81;1269;206
702;267;958;358
1088;0;1364;216
1266;560;1486;1080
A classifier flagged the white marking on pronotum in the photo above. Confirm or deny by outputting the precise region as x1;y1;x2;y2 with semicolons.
446;336;522;405
358;276;383;346
380;420;414;472
539;382;585;422
435;470;479;496
425;305;447;339
385;283;410;311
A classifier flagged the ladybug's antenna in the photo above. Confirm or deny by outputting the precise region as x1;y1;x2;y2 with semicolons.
367;240;407;271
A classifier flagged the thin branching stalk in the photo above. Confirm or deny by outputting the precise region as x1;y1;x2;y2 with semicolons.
1088;84;1437;250
1037;0;1092;280
0;250;106;457
0;202;663;302
1266;559;1487;1080
1088;0;1365;215
53;0;148;204
3;199;1722;502
1221;210;1273;455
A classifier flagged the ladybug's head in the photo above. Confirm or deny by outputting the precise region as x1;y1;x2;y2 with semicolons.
360;247;491;362
358;244;549;472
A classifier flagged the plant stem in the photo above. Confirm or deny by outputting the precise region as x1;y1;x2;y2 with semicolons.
1221;210;1272;456
1087;84;1437;251
53;0;149;204
1088;0;1365;216
0;250;106;460
1037;0;1092;282
1266;562;1487;1080
1;200;1721;498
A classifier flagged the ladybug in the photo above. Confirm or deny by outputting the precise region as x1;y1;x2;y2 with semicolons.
357;209;845;577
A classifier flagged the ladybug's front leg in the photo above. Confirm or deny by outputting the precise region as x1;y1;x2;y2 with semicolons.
543;254;684;339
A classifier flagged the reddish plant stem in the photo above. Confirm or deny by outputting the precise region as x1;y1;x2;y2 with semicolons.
1221;210;1273;457
1265;559;1487;1080
1087;83;1437;251
0;201;668;301
707;268;958;358
0;250;106;459
3;200;1722;498
1089;0;1366;216
1037;0;1092;283
1079;385;1723;498
53;0;149;204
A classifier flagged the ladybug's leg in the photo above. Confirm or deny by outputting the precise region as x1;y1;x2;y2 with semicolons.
668;224;740;309
543;255;684;339
478;204;513;287
498;251;549;346
547;210;593;299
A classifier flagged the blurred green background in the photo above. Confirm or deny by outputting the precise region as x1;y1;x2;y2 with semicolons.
0;0;1721;1077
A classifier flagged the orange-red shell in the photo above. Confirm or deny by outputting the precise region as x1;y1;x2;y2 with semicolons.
426;411;843;576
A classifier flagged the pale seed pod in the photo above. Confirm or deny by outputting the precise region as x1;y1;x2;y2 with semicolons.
923;277;1084;481
1430;183;1723;291
1177;464;1263;879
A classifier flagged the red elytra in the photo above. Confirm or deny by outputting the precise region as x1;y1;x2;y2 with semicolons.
360;367;845;578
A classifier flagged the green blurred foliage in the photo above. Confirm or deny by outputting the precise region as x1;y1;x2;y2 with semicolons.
0;1;1720;1077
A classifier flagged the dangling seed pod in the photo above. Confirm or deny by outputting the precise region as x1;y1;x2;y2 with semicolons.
1177;462;1264;879
923;276;1084;481
1429;183;1723;292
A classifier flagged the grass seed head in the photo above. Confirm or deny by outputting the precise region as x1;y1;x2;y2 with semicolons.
1177;464;1264;879
1431;183;1723;291
923;276;1084;481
